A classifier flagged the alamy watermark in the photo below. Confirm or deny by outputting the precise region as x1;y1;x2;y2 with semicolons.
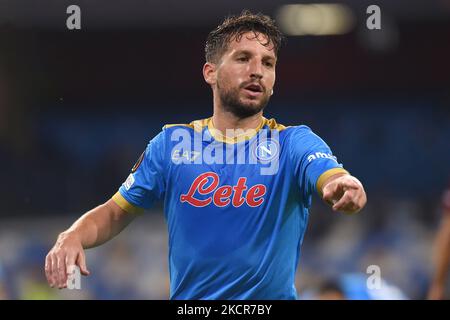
170;127;281;176
66;5;381;31
366;264;382;290
66;265;81;290
366;5;381;30
66;5;81;30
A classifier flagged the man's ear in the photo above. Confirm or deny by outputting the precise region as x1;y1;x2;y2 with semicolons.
203;62;217;86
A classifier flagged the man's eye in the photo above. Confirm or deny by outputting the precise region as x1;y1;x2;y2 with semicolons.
237;57;248;62
265;62;274;68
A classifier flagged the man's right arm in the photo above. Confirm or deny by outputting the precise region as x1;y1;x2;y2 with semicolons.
45;198;137;289
45;130;167;289
428;208;450;299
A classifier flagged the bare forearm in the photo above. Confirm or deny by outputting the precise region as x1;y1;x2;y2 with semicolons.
431;215;450;286
63;199;135;249
46;198;136;288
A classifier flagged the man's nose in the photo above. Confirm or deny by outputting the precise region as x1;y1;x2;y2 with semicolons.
249;60;263;79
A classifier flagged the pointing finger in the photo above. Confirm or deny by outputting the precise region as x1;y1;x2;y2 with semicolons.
332;190;354;211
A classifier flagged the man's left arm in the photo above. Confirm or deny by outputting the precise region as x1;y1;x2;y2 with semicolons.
289;125;367;214
320;173;367;214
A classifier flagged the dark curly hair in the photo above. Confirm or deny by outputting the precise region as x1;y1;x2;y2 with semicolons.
205;10;284;63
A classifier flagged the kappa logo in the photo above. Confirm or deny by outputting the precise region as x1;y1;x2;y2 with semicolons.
180;172;266;208
253;139;279;162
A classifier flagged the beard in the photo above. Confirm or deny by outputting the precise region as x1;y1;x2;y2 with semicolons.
217;81;271;119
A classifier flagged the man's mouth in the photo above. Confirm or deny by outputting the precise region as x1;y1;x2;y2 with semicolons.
242;83;264;98
243;83;263;93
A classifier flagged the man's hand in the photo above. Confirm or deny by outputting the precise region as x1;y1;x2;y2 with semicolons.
322;174;367;214
44;199;136;289
45;232;90;289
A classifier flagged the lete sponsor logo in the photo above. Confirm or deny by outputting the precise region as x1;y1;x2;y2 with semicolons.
180;172;266;208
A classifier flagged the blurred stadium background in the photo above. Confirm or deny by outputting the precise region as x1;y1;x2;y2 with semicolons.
0;0;449;299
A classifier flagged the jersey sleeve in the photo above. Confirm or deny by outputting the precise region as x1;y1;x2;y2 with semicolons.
112;130;166;213
290;125;348;207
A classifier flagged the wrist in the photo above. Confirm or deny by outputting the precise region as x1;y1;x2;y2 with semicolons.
58;229;81;244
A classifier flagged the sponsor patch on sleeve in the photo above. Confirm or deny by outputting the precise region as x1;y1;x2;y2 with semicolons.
307;152;337;163
124;173;135;191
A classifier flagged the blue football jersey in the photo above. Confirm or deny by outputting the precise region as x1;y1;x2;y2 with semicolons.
112;117;348;299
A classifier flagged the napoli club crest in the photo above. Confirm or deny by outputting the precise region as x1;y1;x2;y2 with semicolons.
253;139;279;163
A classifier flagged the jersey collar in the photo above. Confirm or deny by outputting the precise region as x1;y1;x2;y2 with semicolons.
207;117;267;144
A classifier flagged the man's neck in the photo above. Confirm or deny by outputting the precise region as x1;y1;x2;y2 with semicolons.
211;108;264;137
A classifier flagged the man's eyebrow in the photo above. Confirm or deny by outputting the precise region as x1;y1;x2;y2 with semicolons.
233;50;276;61
232;50;251;56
